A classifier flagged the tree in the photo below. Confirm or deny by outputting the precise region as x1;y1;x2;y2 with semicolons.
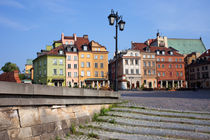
1;62;20;72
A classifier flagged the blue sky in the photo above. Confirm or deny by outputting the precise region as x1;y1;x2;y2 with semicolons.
0;0;210;72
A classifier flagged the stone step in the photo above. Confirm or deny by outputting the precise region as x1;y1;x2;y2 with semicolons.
64;134;98;140
87;122;210;140
98;116;210;133
112;107;210;120
119;104;210;115
107;111;210;126
77;126;178;140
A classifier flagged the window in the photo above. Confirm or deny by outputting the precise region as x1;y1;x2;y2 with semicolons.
125;69;129;74
130;52;133;56
39;70;41;75
83;46;87;51
68;64;71;69
131;69;134;74
144;70;147;75
74;56;78;60
87;62;90;68
60;69;63;75
100;55;103;59
68;72;71;77
81;54;84;58
53;59;57;65
100;63;104;68
176;72;179;77
135;53;138;56
158;72;161;76
65;41;68;45
125;59;128;65
94;55;98;59
67;56;71;60
95;63;98;68
39;61;42;66
74;64;77;69
53;69;57;75
175;58;178;62
95;48;97;51
44;69;46;75
70;41;73;45
101;71;104;77
162;72;165;76
44;60;47;65
81;71;84;76
73;48;77;52
74;72;77;77
143;55;146;58
162;64;164;68
168;58;172;62
157;58;160;61
180;64;182;68
153;70;155;75
98;48;100;51
81;62;84;68
148;70;151;75
87;54;90;58
162;51;165;55
152;55;155;58
87;71;91;76
180;72;183;76
147;55;150;58
161;58;164;62
95;71;98;77
135;59;138;65
176;65;178;68
59;50;63;55
136;69;139;74
179;58;182;62
169;64;172;68
148;62;151;67
158;64;160;68
131;59;134;65
144;61;146;66
152;62;155;66
59;59;63;65
157;51;160;55
170;72;173;77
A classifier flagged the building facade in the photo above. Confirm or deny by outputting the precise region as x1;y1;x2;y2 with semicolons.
109;49;141;89
186;49;210;88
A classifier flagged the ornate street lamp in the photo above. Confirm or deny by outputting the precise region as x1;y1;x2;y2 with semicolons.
108;9;126;91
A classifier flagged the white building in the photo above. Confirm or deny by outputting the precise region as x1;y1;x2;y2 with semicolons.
109;49;141;90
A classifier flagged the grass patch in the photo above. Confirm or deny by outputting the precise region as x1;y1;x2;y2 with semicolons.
70;124;76;134
79;124;85;129
55;136;61;140
100;107;109;116
88;132;99;138
108;119;116;124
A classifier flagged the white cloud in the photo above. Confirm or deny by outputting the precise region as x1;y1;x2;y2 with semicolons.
0;16;37;31
0;0;24;9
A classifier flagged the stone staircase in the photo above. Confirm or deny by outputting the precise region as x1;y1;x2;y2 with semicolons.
64;103;210;140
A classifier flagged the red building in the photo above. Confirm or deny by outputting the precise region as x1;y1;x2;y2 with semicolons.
131;42;186;89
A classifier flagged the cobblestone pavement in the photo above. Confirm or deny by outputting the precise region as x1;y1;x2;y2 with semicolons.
63;90;210;140
120;90;210;112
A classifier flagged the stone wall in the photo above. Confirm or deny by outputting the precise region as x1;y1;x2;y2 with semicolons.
0;104;110;140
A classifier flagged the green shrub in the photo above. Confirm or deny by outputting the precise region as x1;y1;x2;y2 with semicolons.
70;124;76;134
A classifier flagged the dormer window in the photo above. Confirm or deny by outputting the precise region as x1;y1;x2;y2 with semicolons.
162;51;165;55
170;51;173;55
73;48;77;52
59;50;63;55
156;50;160;55
67;47;71;52
83;45;88;51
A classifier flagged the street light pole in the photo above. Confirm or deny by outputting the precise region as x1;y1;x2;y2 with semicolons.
108;9;125;91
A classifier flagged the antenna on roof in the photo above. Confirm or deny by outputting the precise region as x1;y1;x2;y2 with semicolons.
200;36;202;40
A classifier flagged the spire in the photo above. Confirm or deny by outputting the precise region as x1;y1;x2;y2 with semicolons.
156;29;160;37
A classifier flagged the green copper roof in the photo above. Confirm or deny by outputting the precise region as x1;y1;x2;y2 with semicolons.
26;59;33;65
168;38;206;55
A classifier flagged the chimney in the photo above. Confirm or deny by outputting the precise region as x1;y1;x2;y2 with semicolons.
83;35;88;39
73;33;77;41
61;32;64;41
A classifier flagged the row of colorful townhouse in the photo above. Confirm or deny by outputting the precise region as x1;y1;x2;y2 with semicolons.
33;33;109;88
109;33;208;89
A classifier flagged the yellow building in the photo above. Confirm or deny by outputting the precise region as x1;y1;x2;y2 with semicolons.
78;41;108;88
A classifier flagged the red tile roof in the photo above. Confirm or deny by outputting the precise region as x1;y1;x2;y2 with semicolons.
47;45;64;55
132;42;183;56
75;37;89;51
199;49;210;60
0;70;21;83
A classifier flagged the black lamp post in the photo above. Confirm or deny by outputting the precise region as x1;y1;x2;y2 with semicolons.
108;9;125;91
